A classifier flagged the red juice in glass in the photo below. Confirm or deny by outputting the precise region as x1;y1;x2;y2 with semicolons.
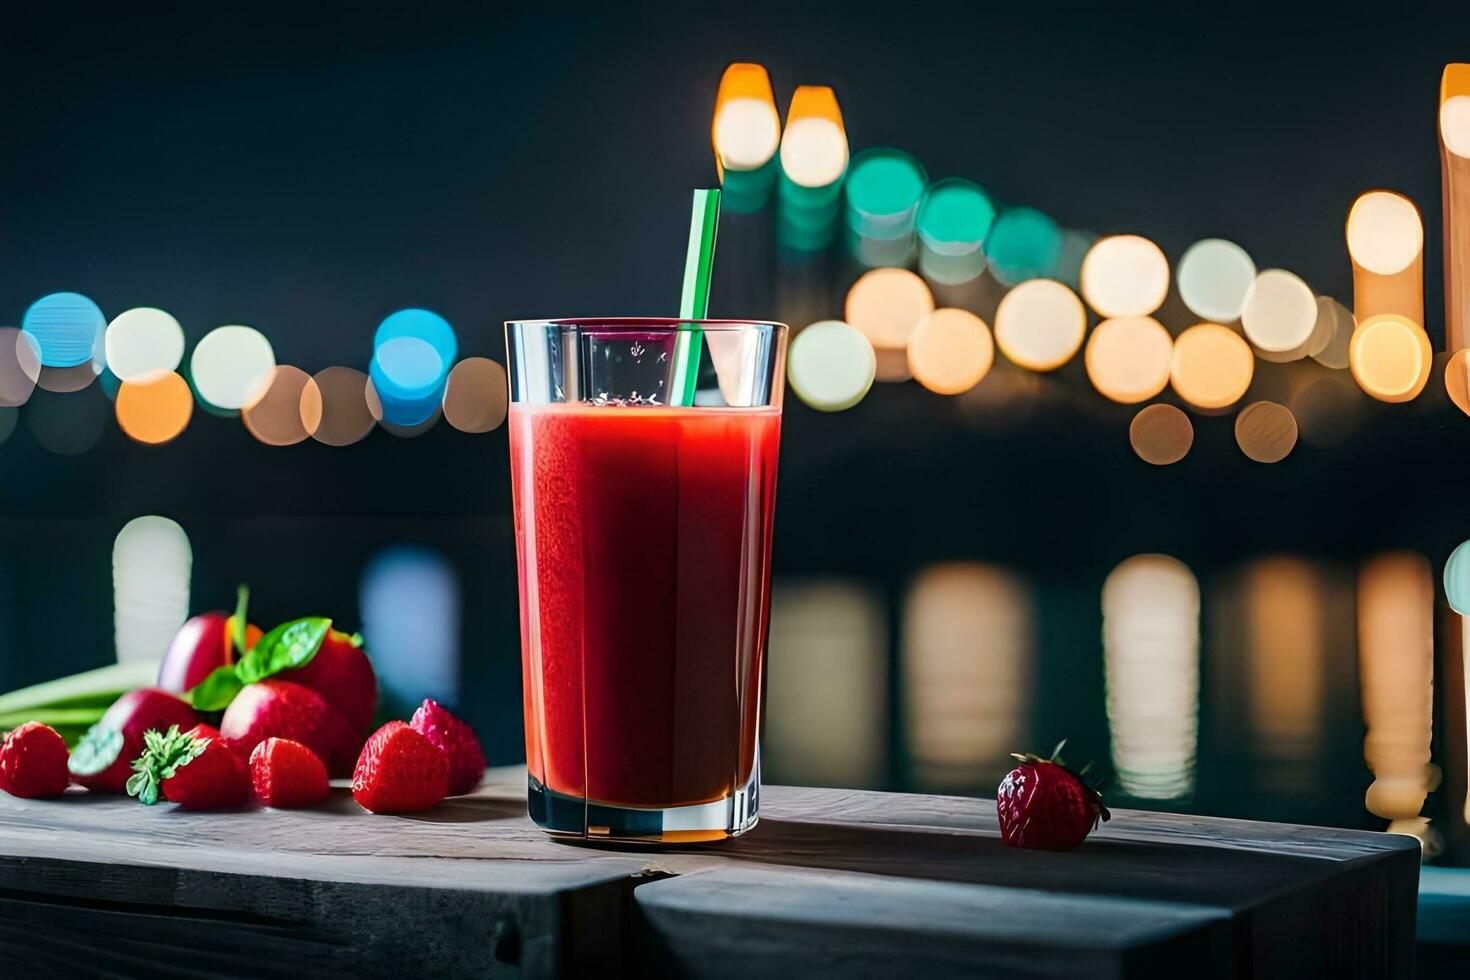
505;319;785;842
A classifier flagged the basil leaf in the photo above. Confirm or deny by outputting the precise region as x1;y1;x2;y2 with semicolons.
189;665;244;711
238;617;332;683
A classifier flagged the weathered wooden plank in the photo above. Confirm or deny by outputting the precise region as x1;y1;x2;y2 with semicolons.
634;866;1235;980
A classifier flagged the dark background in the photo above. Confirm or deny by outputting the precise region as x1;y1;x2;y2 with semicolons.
4;6;1470;840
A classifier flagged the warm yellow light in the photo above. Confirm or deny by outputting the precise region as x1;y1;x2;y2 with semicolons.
903;563;1034;791
243;365;312;446
907;308;993;395
845;267;934;372
1444;65;1470;351
1241;269;1316;353
442;357;508;433
1349;313;1431;403
764;580;887;787
1079;234;1169;318
1129;403;1193;465
300;366;377;446
1346;190;1424;327
1233;400;1298;463
1102;554;1199;799
115;371;193;445
711;63;780;175
779;85;847;189
1085;316;1173;404
1169;323;1254;410
1358;553;1434;821
1176;238;1256;323
786;320;876;412
993;279;1085;371
1446;349;1470;416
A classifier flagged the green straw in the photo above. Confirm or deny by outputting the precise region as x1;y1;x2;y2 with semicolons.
672;188;721;406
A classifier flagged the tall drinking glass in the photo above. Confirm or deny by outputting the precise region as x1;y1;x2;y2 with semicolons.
505;318;786;843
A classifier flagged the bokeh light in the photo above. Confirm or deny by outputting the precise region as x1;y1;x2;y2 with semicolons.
26;388;106;455
1085;316;1174;404
1347;190;1425;327
985;207;1063;287
21;292;105;368
765;580;887;787
37;363;100;394
371;308;456;426
844;148;927;241
1444;66;1470;352
1290;371;1366;448
1445;349;1470;416
301;366;377;446
190;325;276;411
442;357;509;433
115;371;193;445
113;515;192;665
105;307;184;383
844;267;933;378
1443;76;1470;158
1358;553;1434;821
786;320;876;412
1241;268;1316;353
1129;403;1193;465
1310;297;1354;369
0;327;42;407
242;365;313;446
1444;539;1470;615
1176;238;1256;323
1170;323;1254;410
1079;234;1169;318
711;63;780;174
903;563;1034;791
360;546;460;712
907;308;993;395
779;85;847;189
993;279;1085;371
1349;313;1431;403
1234;400;1298;463
1102;554;1199;799
915;178;995;286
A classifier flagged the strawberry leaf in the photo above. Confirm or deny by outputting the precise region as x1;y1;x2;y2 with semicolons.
127;724;206;806
189;666;244;711
236;617;332;684
67;723;123;776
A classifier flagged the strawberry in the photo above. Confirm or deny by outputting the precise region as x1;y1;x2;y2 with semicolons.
69;688;197;793
127;724;251;810
996;741;1110;851
249;737;329;808
352;721;448;814
220;679;356;775
0;722;72;799
410;699;486;795
278;630;377;735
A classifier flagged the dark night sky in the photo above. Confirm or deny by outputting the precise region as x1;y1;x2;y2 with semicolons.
4;7;1470;824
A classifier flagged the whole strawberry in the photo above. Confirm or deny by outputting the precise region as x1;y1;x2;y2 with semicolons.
250;737;329;808
127;724;251;810
0;722;72;799
221;679;356;776
996;741;1110;851
410;699;486;796
278;630;378;735
352;721;448;814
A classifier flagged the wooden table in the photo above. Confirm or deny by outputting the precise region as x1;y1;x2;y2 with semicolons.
0;767;1418;978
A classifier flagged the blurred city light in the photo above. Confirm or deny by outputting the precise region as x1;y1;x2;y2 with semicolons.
360;546;460;713
242;365;313;446
1310;297;1355;369
1349;313;1431;403
371;308;456;426
1128;403;1193;465
1446;349;1470;416
112;515;191;664
1233;400;1298;464
0;328;41;408
302;366;378;446
1079;234;1169;318
993;278;1085;371
190;325;276;412
711;63;781;176
985;207;1063;287
1444;538;1470;615
1346;190;1424;328
442;357;509;433
907;308;993;395
1102;554;1199;799
1085;315;1173;403
1241;268;1316;354
915;178;995;285
21;292;105;369
1443;64;1470;350
903;563;1034;791
115;371;193;445
844;267;933;381
765;580;887;787
786;320;875;412
779;85;847;189
105;307;184;383
1170;323;1254;410
1176;238;1256;323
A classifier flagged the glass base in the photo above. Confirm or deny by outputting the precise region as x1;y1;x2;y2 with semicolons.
528;770;760;844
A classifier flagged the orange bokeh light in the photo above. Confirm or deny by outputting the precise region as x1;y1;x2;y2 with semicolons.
1170;323;1254;410
907;308;993;395
115;371;193;445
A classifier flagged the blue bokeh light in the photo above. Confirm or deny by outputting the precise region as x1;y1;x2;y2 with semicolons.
22;292;106;369
371;308;457;426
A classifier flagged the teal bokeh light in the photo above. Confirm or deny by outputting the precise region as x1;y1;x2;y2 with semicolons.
371;308;457;426
985;207;1064;287
845;148;927;239
22;292;106;369
916;178;996;285
722;160;778;215
1445;539;1470;614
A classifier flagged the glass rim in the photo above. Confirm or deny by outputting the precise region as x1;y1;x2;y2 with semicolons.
506;316;788;333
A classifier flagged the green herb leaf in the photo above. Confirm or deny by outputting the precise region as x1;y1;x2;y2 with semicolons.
229;584;250;658
189;666;244;711
237;617;332;683
67;723;124;777
127;724;206;806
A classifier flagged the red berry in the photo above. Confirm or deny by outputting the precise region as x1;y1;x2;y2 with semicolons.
250;737;329;808
221;679;355;775
127;724;251;810
0;722;72;799
996;744;1110;851
352;721;448;814
278;630;377;735
68;688;197;793
410;699;486;796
